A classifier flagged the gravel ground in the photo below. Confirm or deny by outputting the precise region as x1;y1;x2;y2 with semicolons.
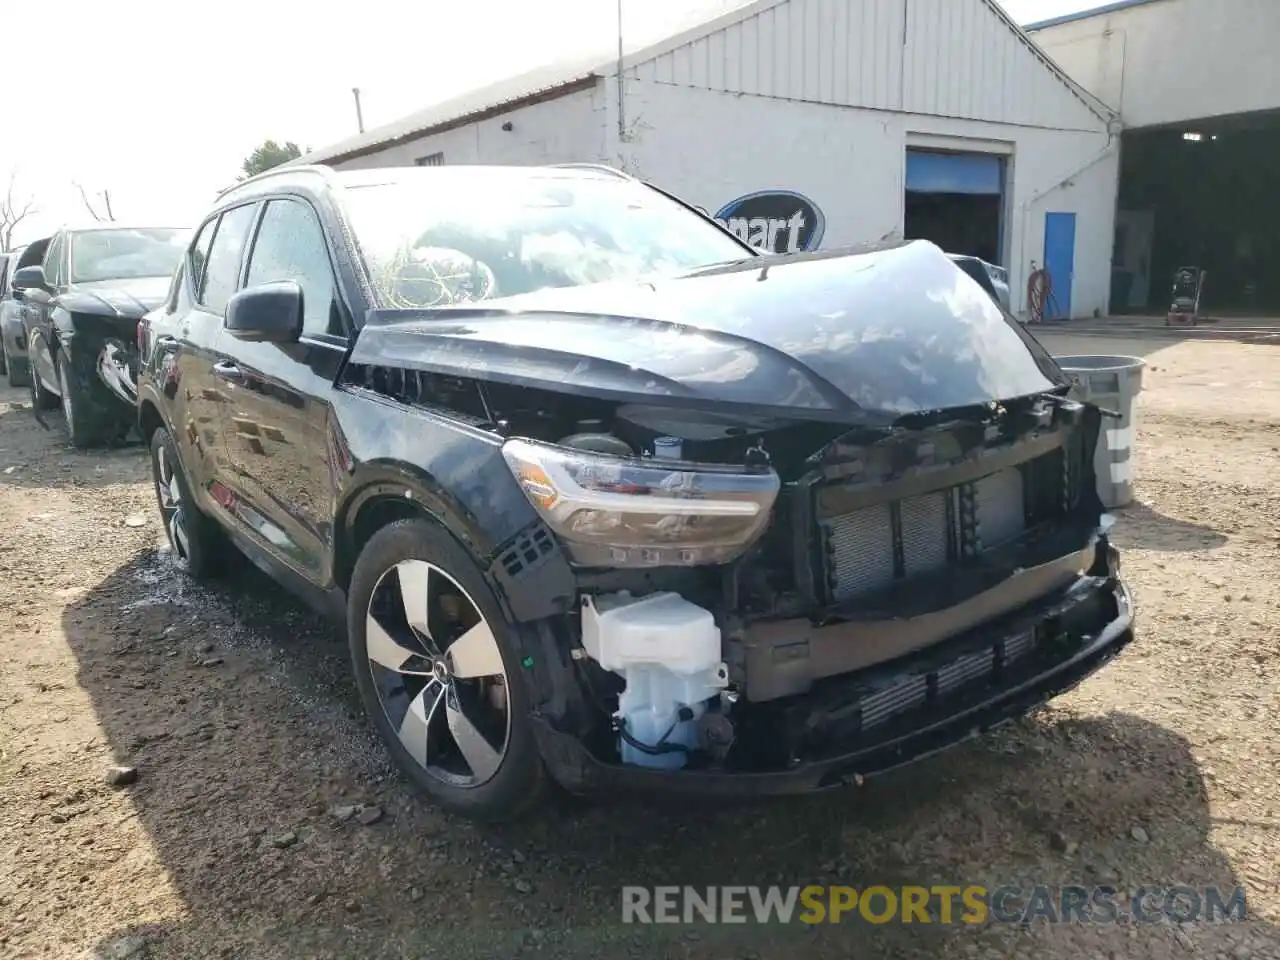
0;333;1277;960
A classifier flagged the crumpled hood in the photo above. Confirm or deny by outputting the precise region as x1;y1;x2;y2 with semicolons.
61;275;171;319
349;240;1066;422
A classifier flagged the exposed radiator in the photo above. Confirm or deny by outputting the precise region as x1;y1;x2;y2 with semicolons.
858;628;1037;730
821;459;1046;604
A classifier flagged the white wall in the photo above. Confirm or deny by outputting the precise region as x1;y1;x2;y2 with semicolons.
331;87;609;171
1031;0;1280;128
618;80;1119;318
329;73;1119;319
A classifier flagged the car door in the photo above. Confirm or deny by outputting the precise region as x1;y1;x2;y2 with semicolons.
148;207;257;501
27;232;65;391
214;195;350;584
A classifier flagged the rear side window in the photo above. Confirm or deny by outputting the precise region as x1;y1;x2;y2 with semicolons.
43;234;65;286
186;218;217;301
200;204;258;315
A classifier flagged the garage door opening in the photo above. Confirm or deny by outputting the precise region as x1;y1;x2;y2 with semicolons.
1113;110;1280;314
903;149;1005;265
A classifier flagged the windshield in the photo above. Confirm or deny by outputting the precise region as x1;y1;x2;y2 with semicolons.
70;228;187;283
338;169;752;309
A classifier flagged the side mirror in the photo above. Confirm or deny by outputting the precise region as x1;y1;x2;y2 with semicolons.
12;265;51;294
225;280;303;343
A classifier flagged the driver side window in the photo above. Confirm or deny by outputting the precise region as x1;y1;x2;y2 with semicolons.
244;199;344;338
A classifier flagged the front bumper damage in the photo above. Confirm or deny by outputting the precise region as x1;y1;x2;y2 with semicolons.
97;338;140;408
535;537;1133;797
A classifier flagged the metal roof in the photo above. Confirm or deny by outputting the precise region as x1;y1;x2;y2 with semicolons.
300;53;608;166
302;0;1116;166
1024;0;1171;32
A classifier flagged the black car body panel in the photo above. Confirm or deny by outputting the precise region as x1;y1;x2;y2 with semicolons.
57;275;171;320
351;242;1065;423
136;164;1134;804
70;276;178;409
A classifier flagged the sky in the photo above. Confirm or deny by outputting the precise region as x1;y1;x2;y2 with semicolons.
3;0;1104;246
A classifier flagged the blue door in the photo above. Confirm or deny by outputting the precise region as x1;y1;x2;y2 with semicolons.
1043;212;1076;320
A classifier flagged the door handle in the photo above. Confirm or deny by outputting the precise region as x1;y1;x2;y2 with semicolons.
212;360;243;382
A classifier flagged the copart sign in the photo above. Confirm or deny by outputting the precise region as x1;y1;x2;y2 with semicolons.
713;191;825;254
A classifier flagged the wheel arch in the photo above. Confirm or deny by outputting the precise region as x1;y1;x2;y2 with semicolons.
334;462;575;624
334;464;496;596
48;304;77;353
138;395;165;444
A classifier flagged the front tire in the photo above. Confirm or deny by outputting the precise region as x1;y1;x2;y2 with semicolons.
56;352;110;449
347;518;547;822
150;426;227;579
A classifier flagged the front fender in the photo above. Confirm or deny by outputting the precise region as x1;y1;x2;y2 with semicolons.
337;455;533;566
330;390;577;621
50;304;79;348
337;463;577;624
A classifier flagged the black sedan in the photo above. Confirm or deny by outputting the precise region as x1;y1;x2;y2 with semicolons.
13;225;187;446
136;163;1133;822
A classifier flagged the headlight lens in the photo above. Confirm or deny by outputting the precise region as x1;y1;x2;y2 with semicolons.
501;438;780;568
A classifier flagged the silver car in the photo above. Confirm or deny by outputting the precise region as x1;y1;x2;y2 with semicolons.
1;241;46;388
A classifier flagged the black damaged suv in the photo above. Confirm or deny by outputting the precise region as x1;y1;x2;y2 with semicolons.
14;225;188;446
137;163;1133;822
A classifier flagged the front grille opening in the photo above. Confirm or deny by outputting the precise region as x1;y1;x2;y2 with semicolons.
854;628;1037;734
820;448;1072;604
788;581;1121;774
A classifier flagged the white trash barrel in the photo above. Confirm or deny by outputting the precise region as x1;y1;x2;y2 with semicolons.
1053;355;1146;509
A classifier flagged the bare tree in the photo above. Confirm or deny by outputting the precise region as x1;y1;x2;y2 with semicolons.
0;172;38;249
74;181;115;223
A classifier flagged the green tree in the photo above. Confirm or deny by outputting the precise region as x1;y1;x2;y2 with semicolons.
240;140;303;179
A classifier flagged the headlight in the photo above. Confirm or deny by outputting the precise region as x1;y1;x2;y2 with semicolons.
501;438;780;568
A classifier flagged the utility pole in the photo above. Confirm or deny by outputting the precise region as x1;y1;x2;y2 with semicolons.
616;0;625;140
352;87;365;134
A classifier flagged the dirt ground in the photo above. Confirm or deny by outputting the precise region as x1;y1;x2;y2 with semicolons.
1;333;1277;960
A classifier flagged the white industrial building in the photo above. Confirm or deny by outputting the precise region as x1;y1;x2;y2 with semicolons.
303;0;1125;320
1028;0;1280;314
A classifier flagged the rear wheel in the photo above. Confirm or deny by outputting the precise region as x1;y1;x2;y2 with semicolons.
347;518;547;822
150;426;227;579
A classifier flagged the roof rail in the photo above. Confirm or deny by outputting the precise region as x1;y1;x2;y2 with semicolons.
548;162;632;179
217;163;333;198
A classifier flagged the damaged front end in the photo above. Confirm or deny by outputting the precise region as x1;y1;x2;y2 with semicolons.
56;281;160;415
516;397;1132;795
98;337;140;407
344;239;1135;795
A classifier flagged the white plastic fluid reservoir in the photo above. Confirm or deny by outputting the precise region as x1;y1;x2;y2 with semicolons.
581;592;728;770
